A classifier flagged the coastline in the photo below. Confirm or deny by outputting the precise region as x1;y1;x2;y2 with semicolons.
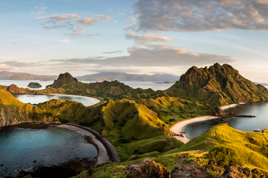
57;124;110;164
47;93;100;107
58;123;120;164
171;102;246;143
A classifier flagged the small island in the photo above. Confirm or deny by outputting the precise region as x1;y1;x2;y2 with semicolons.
28;82;42;88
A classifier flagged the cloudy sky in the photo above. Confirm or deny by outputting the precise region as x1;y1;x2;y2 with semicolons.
1;0;268;82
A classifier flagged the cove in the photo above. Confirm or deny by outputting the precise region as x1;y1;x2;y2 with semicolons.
0;126;98;177
183;101;268;140
12;93;99;106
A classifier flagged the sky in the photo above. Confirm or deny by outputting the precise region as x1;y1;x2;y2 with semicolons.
1;0;268;82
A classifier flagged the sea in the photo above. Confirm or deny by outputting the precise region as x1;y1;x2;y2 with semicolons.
0;127;97;177
0;79;174;177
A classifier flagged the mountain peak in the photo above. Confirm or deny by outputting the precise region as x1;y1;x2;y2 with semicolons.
48;72;78;88
167;63;268;105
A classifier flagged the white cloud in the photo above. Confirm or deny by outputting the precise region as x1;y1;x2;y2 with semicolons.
32;6;47;14
50;44;235;67
58;39;72;45
12;42;18;45
133;0;268;32
37;14;111;37
126;33;173;43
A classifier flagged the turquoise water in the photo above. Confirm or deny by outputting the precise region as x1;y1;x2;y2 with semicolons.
12;94;97;106
184;101;268;139
0;127;97;177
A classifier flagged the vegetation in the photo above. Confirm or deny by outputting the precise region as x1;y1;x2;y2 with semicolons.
77;124;268;177
166;63;268;105
1;64;268;177
28;82;42;88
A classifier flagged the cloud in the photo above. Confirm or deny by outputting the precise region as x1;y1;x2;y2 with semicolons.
32;6;47;14
50;44;235;67
126;33;173;43
133;0;268;32
37;14;111;37
58;39;72;45
3;61;33;67
0;64;19;71
108;9;125;15
12;42;18;45
103;50;122;54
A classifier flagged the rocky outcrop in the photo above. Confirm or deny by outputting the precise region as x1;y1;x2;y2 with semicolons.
167;63;268;105
48;72;78;88
211;106;226;116
125;158;169;178
171;166;213;178
222;164;268;178
28;82;42;88
5;84;30;94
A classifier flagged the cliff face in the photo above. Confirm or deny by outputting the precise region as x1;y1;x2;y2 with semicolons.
167;63;268;105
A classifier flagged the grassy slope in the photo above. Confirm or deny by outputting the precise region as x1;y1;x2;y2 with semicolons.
79;124;268;177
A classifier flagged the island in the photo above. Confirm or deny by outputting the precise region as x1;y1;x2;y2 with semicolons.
1;63;268;177
27;82;42;88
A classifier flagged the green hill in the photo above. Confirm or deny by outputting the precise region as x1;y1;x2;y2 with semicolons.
48;72;78;88
82;124;268;177
167;63;268;105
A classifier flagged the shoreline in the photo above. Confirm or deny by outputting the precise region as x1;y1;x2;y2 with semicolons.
47;93;100;107
63;123;120;163
57;124;110;164
171;102;246;143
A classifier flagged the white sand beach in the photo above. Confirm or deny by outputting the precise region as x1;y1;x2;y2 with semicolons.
48;93;100;106
171;103;246;143
57;124;110;164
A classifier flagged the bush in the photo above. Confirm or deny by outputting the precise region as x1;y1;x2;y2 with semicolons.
207;147;241;168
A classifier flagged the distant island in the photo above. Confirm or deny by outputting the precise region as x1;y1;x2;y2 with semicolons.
154;81;175;84
76;72;180;81
2;63;268;177
28;82;42;88
0;71;57;81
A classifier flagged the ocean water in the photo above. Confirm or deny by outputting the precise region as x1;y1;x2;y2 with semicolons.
0;80;174;106
184;101;268;139
12;94;97;106
0;80;174;91
0;127;97;177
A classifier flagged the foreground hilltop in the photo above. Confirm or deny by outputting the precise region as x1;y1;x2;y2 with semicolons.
167;63;268;105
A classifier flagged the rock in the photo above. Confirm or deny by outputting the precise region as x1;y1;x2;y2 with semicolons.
125;158;169;178
222;164;253;178
211;106;226;116
181;153;190;158
48;72;78;88
28;82;42;88
33;160;37;163
0;164;3;166
6;84;28;94
206;165;225;176
171;166;213;178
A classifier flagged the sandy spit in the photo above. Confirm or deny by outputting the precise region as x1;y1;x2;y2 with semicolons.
57;124;110;164
47;93;100;106
171;102;246;143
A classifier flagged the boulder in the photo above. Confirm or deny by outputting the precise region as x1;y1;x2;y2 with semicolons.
221;164;268;178
125;158;169;178
171;166;213;178
211;106;226;116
